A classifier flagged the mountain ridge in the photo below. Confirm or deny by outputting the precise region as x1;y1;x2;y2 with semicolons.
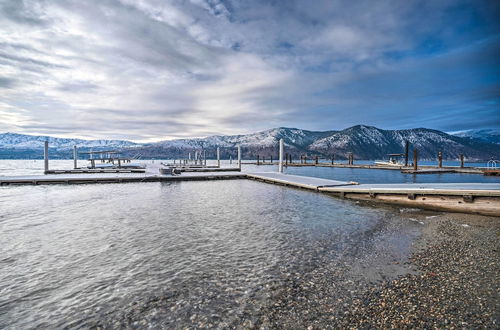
1;126;499;160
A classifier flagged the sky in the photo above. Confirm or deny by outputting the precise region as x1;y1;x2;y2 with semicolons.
0;0;499;142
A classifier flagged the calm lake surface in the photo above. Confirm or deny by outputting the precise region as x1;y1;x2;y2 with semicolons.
0;159;497;328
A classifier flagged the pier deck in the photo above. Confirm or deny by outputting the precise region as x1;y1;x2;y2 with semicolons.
320;183;500;216
0;171;246;185
246;172;356;190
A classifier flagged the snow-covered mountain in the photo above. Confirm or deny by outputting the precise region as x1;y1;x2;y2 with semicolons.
308;125;499;159
451;129;500;145
0;132;137;149
130;126;499;160
1;126;499;160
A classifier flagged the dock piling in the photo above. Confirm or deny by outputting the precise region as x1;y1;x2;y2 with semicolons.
460;154;464;168
404;140;409;167
73;145;77;169
217;147;220;168
44;140;49;174
278;138;284;173
257;155;260;165
413;149;418;170
438;152;443;168
237;146;241;170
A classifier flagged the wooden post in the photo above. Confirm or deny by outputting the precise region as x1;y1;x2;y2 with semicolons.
315;156;319;165
230;156;232;165
44;140;49;173
304;156;307;164
460;154;464;168
257;155;260;165
278;138;284;173
204;150;207;166
237;146;241;170
217;147;220;168
413;149;418;170
73;145;77;169
331;155;334;165
404;140;409;167
118;159;121;168
285;153;288;166
289;154;292;164
270;155;273;164
438;151;442;168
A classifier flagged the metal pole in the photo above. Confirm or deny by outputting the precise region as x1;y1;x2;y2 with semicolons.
279;138;284;173
237;146;241;170
217;147;220;168
404;140;409;167
44;140;49;173
73;145;77;169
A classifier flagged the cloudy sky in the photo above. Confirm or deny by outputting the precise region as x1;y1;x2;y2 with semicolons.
0;0;499;141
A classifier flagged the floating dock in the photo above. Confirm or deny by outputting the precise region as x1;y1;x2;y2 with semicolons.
1;169;498;216
252;162;486;174
45;168;146;174
319;183;500;216
246;172;356;190
0;171;246;185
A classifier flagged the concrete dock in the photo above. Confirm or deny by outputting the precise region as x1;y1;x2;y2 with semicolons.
246;172;357;190
0;171;246;185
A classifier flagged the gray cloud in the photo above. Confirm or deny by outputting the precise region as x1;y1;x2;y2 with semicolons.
0;0;498;141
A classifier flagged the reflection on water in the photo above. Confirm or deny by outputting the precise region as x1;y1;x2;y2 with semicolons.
1;180;422;328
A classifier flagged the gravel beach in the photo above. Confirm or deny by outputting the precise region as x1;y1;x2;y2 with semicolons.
259;211;499;329
92;209;498;329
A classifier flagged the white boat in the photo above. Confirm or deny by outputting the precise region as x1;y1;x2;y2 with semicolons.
374;153;405;167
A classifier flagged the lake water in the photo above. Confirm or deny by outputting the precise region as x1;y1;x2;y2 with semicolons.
0;159;497;328
1;159;499;184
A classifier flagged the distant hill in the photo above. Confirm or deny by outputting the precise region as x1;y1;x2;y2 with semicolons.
1;126;499;160
451;129;500;145
0;132;138;159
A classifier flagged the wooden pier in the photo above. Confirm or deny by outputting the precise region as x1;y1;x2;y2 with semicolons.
319;183;500;216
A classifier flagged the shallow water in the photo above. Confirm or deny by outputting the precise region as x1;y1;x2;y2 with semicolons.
0;179;423;328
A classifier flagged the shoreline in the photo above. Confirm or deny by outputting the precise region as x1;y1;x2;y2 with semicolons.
251;210;499;328
339;212;499;328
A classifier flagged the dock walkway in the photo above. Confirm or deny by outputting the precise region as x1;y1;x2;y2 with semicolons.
0;171;245;185
246;172;356;190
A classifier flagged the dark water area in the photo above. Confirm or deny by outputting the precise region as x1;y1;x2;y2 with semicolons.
0;180;425;328
284;165;500;184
